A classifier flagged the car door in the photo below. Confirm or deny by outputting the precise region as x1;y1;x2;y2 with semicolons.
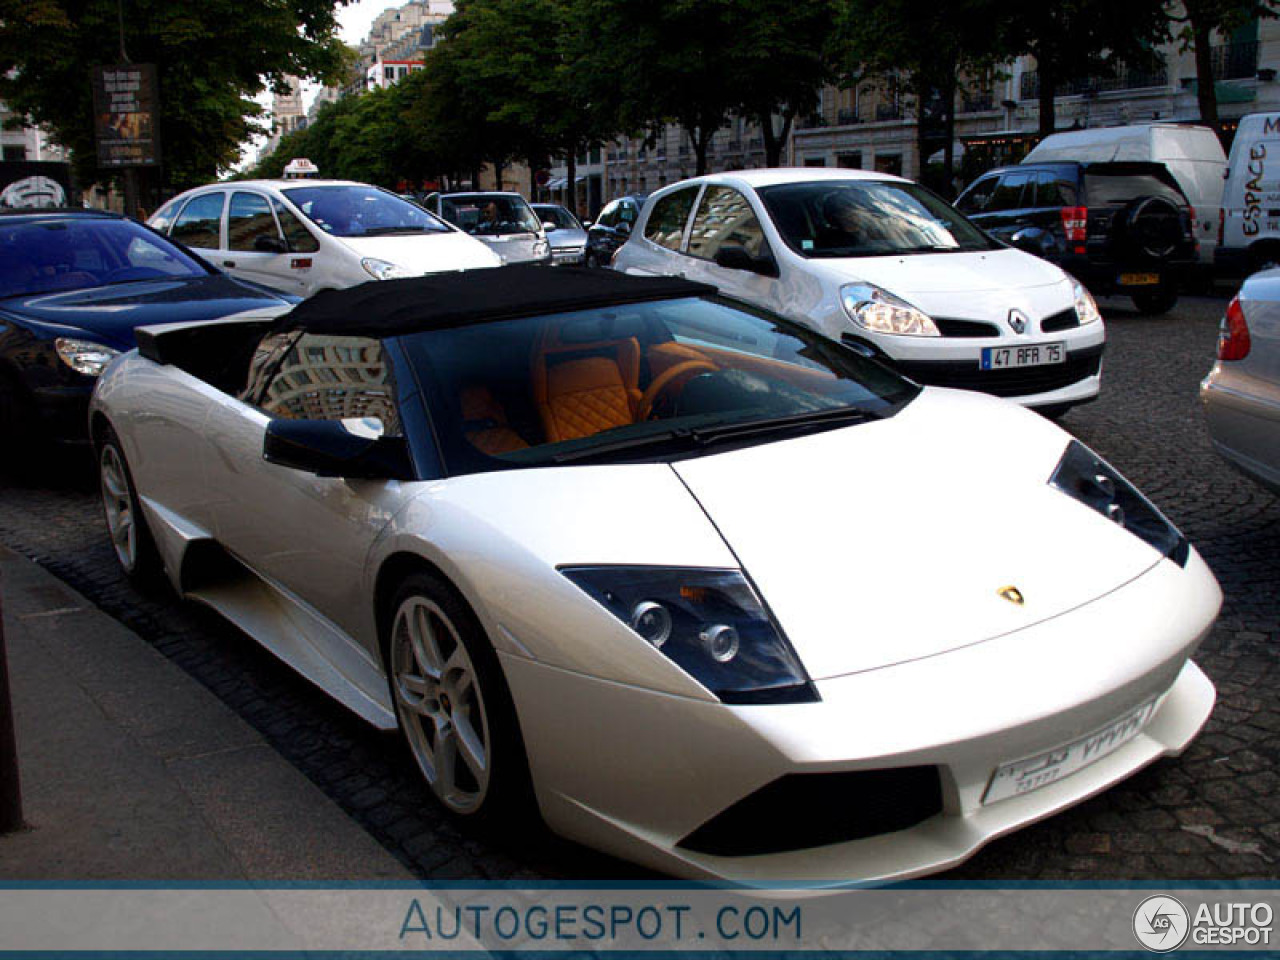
168;190;226;262
588;200;621;261
976;172;1034;244
201;330;412;643
622;184;701;276
681;184;785;313
269;198;325;295
221;190;296;294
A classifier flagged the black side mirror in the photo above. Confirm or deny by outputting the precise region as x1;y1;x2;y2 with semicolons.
713;245;780;278
263;419;414;481
615;220;632;236
1010;228;1049;256
254;234;288;254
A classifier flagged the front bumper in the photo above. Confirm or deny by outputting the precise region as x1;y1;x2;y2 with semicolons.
893;343;1104;409
501;548;1219;885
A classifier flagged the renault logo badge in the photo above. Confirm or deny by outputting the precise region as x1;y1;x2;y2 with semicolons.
1008;309;1029;335
998;585;1025;606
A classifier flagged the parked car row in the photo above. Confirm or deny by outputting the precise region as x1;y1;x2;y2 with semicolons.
5;159;1275;886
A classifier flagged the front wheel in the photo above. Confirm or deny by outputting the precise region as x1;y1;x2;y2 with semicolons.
385;572;531;824
97;426;161;581
1131;288;1178;315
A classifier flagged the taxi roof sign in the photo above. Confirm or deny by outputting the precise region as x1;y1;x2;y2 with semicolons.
283;158;319;178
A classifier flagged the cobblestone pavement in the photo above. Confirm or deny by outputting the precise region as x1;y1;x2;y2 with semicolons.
1;294;1276;881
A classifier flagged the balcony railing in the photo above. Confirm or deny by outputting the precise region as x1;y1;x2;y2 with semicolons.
1020;60;1168;100
874;102;903;121
1212;40;1259;81
836;108;859;125
960;93;995;113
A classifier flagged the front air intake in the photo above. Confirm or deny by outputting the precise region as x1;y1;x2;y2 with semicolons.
678;766;943;857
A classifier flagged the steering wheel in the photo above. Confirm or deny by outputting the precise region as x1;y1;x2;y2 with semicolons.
637;360;717;421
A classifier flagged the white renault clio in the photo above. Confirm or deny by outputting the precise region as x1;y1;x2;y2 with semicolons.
613;169;1106;414
150;180;500;297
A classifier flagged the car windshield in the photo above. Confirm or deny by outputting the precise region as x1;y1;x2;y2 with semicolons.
533;205;581;230
757;180;998;258
283;185;450;238
404;296;918;476
440;194;541;236
0;217;208;298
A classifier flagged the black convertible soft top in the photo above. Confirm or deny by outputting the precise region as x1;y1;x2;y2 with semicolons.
276;263;716;336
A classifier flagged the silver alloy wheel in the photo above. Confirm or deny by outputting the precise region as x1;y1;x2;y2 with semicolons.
99;444;137;571
390;595;491;814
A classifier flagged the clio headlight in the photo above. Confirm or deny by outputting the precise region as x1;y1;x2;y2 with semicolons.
55;338;119;377
361;257;413;281
1050;440;1188;566
560;566;818;704
1072;279;1102;325
840;283;939;336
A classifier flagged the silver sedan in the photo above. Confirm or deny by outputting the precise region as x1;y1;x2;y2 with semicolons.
1202;272;1280;493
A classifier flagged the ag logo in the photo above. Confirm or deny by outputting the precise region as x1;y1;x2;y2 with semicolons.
1007;309;1029;334
1133;895;1190;952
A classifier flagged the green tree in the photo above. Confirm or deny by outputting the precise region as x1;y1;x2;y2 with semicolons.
574;0;743;175
729;0;838;167
0;0;350;195
1166;0;1277;127
837;0;1005;192
995;0;1169;136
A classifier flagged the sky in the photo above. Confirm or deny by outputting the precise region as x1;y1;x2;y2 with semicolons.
236;0;397;170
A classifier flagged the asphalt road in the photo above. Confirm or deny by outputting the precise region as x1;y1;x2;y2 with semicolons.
1;293;1277;881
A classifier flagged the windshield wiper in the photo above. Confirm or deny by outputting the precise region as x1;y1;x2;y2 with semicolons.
684;405;880;443
360;226;431;237
549;406;879;464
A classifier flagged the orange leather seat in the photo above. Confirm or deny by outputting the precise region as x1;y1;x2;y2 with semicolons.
459;384;528;455
532;324;642;444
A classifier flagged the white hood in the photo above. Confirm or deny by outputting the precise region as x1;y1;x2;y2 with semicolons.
672;389;1165;681
339;231;502;273
813;247;1067;295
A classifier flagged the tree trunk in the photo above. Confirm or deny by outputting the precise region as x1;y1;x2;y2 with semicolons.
1192;18;1219;126
492;158;505;191
1038;59;1057;137
915;93;930;186
942;88;957;199
757;109;794;168
692;126;711;176
565;149;578;217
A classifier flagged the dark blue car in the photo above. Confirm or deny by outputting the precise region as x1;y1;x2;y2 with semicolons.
0;208;295;444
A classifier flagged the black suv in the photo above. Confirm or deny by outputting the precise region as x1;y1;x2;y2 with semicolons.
956;162;1197;314
584;193;646;267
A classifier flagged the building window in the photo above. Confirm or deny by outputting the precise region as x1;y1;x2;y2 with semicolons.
836;152;862;170
874;154;903;176
804;156;827;168
2;145;27;162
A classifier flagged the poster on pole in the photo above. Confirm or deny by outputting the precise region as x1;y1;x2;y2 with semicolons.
91;64;160;167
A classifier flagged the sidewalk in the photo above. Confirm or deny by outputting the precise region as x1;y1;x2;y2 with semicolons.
0;545;413;881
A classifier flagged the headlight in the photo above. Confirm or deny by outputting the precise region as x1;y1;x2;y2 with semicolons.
840;283;939;336
1072;279;1102;325
54;338;119;377
560;566;817;704
534;238;550;257
361;257;413;281
1050;440;1188;566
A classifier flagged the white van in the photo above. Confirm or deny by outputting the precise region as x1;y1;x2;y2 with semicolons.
1219;112;1280;276
1023;124;1226;266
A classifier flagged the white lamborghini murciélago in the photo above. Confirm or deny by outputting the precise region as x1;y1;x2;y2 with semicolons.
90;265;1220;885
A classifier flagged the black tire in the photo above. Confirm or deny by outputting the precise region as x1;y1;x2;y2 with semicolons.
1131;288;1178;315
1034;403;1074;421
95;423;162;582
0;369;35;454
382;570;534;829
